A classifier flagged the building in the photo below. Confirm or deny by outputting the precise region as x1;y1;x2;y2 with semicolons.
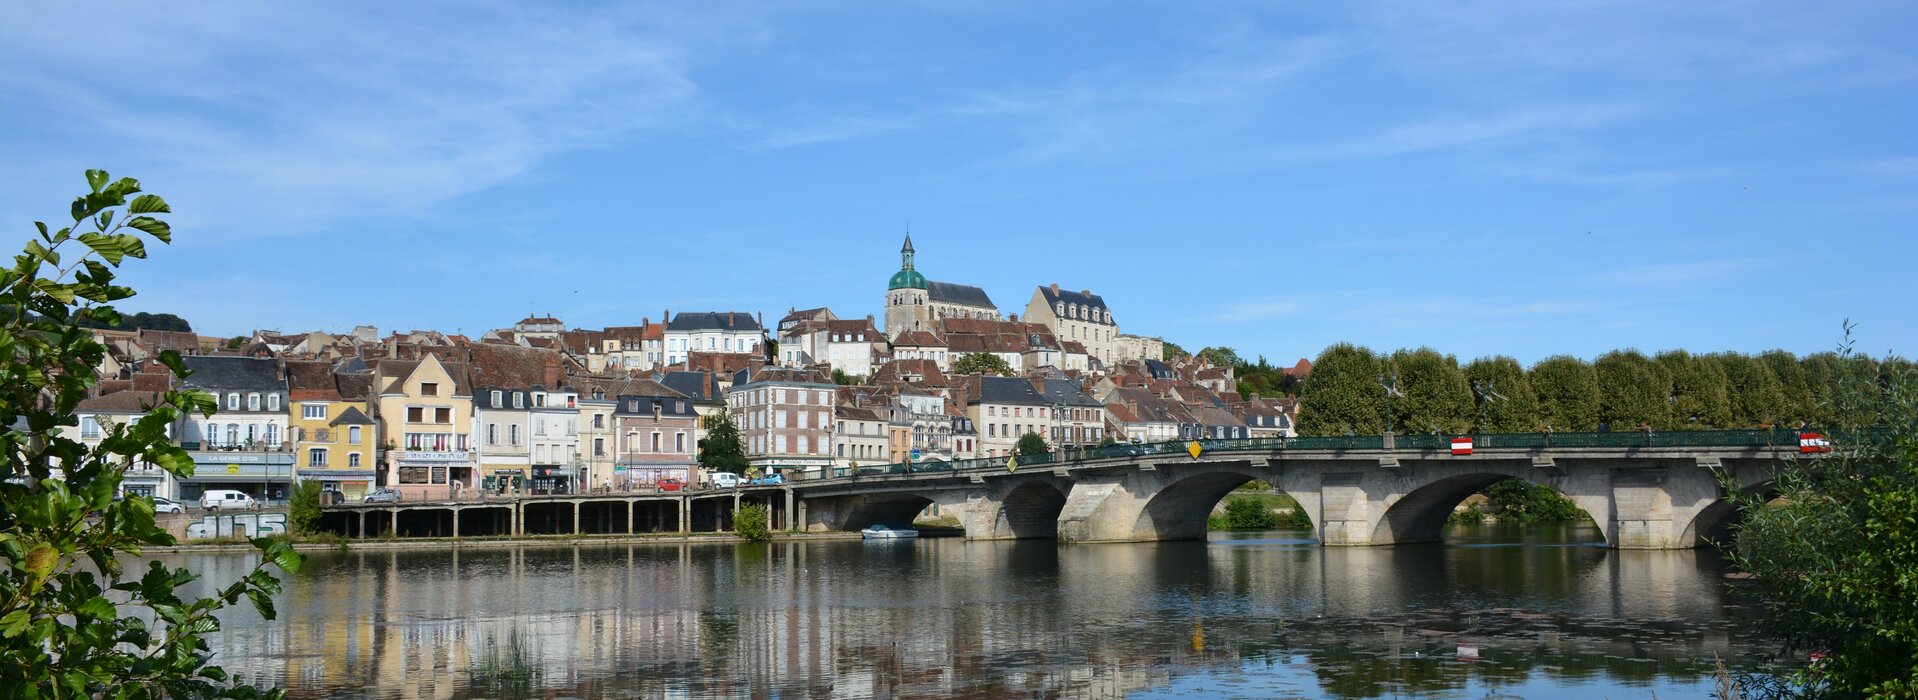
831;394;889;467
1024;284;1120;367
176;356;295;503
74;390;176;499
780;315;885;378
965;376;1103;458
888;330;950;370
613;389;699;489
1115;334;1166;364
372;354;476;501
727;367;836;477
664;311;765;366
884;234;999;337
286;360;378;500
469;344;580;494
601;320;666;372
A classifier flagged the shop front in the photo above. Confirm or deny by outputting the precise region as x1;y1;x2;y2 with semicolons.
299;469;375;501
180;450;298;505
529;465;572;495
481;467;527;496
390;450;477;501
620;463;694;491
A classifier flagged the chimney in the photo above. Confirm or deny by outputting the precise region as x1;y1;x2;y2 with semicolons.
1050;283;1059;295
1081;289;1090;296
757;311;764;326
664;308;670;323
544;358;561;389
728;311;734;326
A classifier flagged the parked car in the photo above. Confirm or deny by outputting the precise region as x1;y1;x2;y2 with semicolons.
200;489;259;511
362;488;402;504
750;473;786;486
710;472;741;489
656;477;686;492
150;496;185;514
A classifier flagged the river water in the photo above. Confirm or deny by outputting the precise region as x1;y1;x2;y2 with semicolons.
173;523;1786;699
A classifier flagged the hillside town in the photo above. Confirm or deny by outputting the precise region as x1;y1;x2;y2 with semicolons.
77;236;1309;504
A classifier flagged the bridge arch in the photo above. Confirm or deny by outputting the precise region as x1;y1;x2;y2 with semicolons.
1368;470;1602;547
1679;479;1777;547
967;479;1070;540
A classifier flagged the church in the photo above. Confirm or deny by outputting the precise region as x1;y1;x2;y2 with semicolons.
884;234;999;338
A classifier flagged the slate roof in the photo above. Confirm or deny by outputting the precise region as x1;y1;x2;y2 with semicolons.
179;356;285;391
890;330;945;347
926;281;995;309
77;391;165;413
1037;285;1109;311
576;376;685;401
329;406;375;426
612;394;699;418
973;376;1055;407
658;371;722;404
732;366;833;388
667;311;762;332
1034;378;1103;408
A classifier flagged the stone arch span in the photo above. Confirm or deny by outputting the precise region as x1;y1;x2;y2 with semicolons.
1056;460;1287;543
1679;479;1777;547
1367;470;1604;547
965;479;1070;540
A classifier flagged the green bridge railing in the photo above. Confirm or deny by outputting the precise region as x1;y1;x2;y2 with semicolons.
798;428;1834;482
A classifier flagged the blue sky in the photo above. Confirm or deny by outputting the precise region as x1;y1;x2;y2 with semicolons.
4;1;1914;364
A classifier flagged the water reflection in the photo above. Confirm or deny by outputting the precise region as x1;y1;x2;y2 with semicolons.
178;523;1779;699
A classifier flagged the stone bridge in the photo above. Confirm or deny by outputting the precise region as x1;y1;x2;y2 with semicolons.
790;430;1811;549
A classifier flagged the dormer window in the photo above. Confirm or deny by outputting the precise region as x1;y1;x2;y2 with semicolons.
266;394;280;412
511;393;523;409
628;400;639;412
247;393;261;411
421;382;439;397
533;393;545;408
491;390;503;405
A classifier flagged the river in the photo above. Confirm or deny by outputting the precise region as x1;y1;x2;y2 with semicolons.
172;523;1787;699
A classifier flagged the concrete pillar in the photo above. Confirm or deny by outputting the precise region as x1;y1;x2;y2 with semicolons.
572;503;581;535
731;492;741;532
451;508;460;539
796;498;807;532
510;503;520;536
784;489;795;531
389;509;398;537
357;511;365;538
678;497;690;534
626;500;634;535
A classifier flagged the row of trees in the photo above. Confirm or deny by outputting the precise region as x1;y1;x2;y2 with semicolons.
1297;344;1907;436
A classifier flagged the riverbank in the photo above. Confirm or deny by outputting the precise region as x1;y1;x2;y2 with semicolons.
150;530;865;553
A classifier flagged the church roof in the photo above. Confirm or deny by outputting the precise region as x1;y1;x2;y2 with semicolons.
888;269;927;290
927;280;994;309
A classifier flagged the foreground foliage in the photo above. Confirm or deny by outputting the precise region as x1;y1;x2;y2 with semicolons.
1725;329;1918;698
0;171;300;698
732;504;770;542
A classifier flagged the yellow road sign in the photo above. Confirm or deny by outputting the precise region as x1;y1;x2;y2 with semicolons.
1006;454;1019;473
1187;441;1203;459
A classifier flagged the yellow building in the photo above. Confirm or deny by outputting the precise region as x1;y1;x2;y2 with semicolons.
286;360;378;500
372;353;476;501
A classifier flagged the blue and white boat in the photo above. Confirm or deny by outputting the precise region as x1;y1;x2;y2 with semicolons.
861;524;919;540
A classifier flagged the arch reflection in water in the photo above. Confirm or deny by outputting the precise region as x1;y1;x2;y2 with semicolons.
179;528;1779;699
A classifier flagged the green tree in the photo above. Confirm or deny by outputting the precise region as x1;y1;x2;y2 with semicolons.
1595;349;1670;430
1221;497;1279;530
81;310;193;332
1016;431;1050;456
1760;349;1813;424
952;352;1015;377
1712;352;1789;427
1484;479;1586;523
1723;328;1918;696
1800;351;1848;427
1162;342;1189;360
1656;350;1731;429
1461;356;1539;433
1;170;299;697
1296;344;1387;436
732;503;771;541
224;335;244;350
1387;348;1473;434
1198;346;1242;370
831;367;851;385
1529;355;1600;431
698;410;750;475
287;480;325;535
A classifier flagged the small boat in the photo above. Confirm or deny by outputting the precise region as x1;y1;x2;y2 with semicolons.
861;524;919;540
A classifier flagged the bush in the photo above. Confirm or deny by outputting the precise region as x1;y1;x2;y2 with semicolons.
288;480;324;535
1448;503;1488;524
1272;507;1314;529
1485;479;1586;523
733;503;770;542
1222;497;1280;530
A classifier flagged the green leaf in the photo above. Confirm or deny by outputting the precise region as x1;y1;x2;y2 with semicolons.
24;239;58;265
86;169;109;193
0;610;30;638
246;589;276;619
78;232;128;265
125;216;172;243
129;194;170;214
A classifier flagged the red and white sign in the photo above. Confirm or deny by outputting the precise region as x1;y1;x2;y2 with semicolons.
1451;437;1474;455
1799;432;1832;454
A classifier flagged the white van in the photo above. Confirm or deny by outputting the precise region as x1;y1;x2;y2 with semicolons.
200;490;259;511
710;472;740;489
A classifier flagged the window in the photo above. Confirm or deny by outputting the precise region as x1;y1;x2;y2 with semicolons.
80;417;101;439
407;407;424;423
625;432;638;452
265;424;280;446
349;426;362;444
491;390;502;405
421;382;439;397
487;424;498;445
797;436;809;454
227;394;240;411
675;433;685;452
798;411;808;429
508;424;519;446
267;394;280;412
512;393;523;409
593;438;605;456
398;466;430;484
245;425;257;444
245;393;258;410
533;393;545;407
776;411;787;428
651;432;661;452
348;453;361;468
225;424;238;445
776;435;787;453
303;405;326;420
435;407;451;424
309;448;328;467
593;413;604;429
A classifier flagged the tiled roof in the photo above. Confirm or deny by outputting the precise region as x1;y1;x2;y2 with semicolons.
77;390;166;413
890;330;945;347
468;343;566;390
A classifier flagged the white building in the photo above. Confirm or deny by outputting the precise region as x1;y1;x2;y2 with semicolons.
664;311;765;366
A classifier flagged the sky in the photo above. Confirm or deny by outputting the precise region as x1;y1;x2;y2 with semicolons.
3;1;1915;365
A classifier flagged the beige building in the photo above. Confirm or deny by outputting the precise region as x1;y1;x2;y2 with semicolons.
1024;283;1119;368
884;235;999;337
372;354;476;501
286;360;378;500
1115;334;1166;364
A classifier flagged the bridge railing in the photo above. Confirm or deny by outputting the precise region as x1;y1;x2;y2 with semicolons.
792;428;1826;484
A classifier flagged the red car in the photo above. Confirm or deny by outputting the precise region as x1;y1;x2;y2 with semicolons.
656;477;686;492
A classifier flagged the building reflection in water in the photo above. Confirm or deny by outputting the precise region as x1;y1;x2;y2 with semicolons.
178;524;1781;699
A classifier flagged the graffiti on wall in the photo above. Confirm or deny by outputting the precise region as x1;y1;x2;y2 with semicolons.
185;512;287;540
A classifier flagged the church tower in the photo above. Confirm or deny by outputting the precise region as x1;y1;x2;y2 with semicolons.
884;233;930;338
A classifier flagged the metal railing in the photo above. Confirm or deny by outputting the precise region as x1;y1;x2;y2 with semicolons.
792;428;1832;483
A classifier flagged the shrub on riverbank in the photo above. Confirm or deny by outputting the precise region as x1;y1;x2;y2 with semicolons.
289;480;324;535
1485;479;1587;523
733;504;771;542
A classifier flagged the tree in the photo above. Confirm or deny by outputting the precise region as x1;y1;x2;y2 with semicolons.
952;352;1014;377
1595;349;1670;430
1;170;299;697
1016;432;1050;456
1657;350;1731;429
80;310;192;332
831;368;851;385
1162;342;1189;360
1462;356;1539;433
732;503;771;541
1387;348;1473;434
1712;352;1788;428
1222;497;1279;530
1198;346;1242;370
1296;344;1386;436
1484;479;1586;523
698;410;750;475
224;335;244;350
287;480;325;535
1529;355;1600;431
1723;327;1918;696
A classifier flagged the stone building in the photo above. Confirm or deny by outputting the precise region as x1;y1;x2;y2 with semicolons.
727;366;837;477
176;356;295;503
1024;284;1120;368
883;234;999;337
665;311;765;366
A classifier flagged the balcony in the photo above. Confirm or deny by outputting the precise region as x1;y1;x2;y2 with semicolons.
180;441;293;452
